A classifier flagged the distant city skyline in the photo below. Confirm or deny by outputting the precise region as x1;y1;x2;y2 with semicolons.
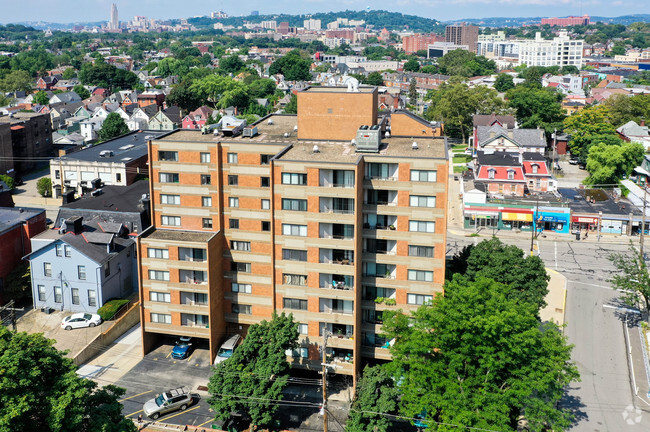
0;0;646;24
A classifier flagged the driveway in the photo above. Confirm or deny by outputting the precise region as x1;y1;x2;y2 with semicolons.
16;307;110;356
557;159;588;188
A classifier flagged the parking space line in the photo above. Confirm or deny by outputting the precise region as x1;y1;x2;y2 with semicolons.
196;417;215;428
160;405;201;421
186;351;195;362
125;409;143;418
166;350;173;359
118;390;152;403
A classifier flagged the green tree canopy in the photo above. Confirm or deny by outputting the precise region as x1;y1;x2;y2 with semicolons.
283;93;297;114
268;50;312;81
584;140;644;185
0;174;14;189
36;177;52;197
365;71;384;86
345;366;400;432
604;94;650;127
563;105;617;159
98;112;129;142
610;243;650;312
425;78;507;142
494;73;515;92
0;70;32;94
207;312;299;429
382;276;579;432
448;238;550;311
0;326;135;432
166;80;205;112
61;68;76;80
78;60;138;90
403;58;420;72
33;90;50;105
506;85;565;135
72;84;90;100
189;74;250;109
437;50;497;77
218;54;246;75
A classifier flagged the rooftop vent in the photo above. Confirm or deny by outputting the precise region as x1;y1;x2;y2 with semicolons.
99;150;114;158
293;125;298;132
283;132;290;138
268;119;274;125
412;141;419;150
313;145;320;153
385;131;391;138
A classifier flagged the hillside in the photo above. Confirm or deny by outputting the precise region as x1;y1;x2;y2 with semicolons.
446;14;650;27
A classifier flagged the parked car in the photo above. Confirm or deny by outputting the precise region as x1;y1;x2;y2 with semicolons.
569;157;579;165
61;313;102;330
214;334;242;365
171;336;193;360
143;386;194;420
464;148;472;155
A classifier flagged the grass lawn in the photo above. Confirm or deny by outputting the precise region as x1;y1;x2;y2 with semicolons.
453;166;466;173
452;155;471;163
451;144;466;150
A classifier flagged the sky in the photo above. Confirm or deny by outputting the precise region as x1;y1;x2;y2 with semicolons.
1;0;646;24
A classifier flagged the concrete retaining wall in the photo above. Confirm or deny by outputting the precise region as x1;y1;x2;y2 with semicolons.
73;301;141;366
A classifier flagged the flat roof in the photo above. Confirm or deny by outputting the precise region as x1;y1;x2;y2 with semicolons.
0;207;44;234
141;228;217;243
54;130;169;163
301;86;376;94
61;180;149;213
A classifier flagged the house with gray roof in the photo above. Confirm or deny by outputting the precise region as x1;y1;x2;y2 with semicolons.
473;125;547;154
27;216;137;313
50;91;81;105
617;120;650;149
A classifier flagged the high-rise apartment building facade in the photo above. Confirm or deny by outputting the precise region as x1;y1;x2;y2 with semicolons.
518;31;584;68
109;3;119;30
137;88;448;383
445;23;479;53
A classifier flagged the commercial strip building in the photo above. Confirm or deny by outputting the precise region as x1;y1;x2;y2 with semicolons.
137;87;448;383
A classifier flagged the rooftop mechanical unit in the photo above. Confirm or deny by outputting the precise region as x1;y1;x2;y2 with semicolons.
355;125;381;153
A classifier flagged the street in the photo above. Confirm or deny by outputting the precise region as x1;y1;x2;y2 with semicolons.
447;231;650;430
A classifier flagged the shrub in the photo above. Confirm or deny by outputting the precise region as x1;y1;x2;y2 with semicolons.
97;298;130;320
0;174;15;190
36;177;52;197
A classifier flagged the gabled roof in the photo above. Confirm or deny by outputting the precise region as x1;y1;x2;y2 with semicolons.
476;151;520;167
617;120;649;137
523;161;551;176
477;125;546;148
476;165;525;182
473;114;516;129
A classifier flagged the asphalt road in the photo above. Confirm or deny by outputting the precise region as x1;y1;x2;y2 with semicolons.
447;231;650;430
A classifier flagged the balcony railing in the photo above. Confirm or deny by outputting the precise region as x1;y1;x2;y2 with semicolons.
321;207;354;214
323;281;353;290
321;257;354;265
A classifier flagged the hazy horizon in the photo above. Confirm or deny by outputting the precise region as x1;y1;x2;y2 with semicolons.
1;0;647;25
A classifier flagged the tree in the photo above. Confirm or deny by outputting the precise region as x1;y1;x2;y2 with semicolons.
98;112;129;142
403;58;420;72
426;78;507;142
72;84;90;100
610;243;650;313
604;94;650;127
219;54;245;75
345;366;400;432
36;177;52;197
268;50;312;81
437;50;496;77
207;312;299;429
283;93;297;114
506;85;565;136
448;238;550;310
166;80;205;112
494;73;515;92
584;140;644;185
563;105;617;159
33;90;49;105
189;75;250;110
408;78;417;105
365;71;384;86
382;277;579;432
0;70;32;94
61;67;76;80
247;78;277;99
0;326;136;432
0;174;15;189
78;61;138;90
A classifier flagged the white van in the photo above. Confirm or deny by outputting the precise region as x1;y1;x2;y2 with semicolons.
214;334;241;365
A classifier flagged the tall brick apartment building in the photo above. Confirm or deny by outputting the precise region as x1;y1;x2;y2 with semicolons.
137;87;448;382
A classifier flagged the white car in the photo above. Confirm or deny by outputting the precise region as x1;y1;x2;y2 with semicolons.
61;313;103;330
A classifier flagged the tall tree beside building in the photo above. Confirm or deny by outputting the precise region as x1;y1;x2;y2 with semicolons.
610;244;650;313
506;86;565;136
584;140;644;185
563;105;618;160
0;326;136;432
268;50;312;81
408;78;417;105
345;366;400;432
207;312;299;429
98;112;129;142
0;70;33;94
493;73;515;92
403;58;420;72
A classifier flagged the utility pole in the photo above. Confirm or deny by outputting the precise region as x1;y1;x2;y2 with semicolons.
641;186;647;260
530;197;539;256
321;328;330;432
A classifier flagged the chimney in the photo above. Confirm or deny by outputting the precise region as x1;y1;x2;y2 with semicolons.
641;118;646;127
65;216;83;234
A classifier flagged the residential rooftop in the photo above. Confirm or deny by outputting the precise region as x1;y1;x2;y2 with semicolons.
0;207;44;234
54;130;169;163
140;228;217;243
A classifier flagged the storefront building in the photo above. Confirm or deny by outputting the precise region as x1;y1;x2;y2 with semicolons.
534;206;570;234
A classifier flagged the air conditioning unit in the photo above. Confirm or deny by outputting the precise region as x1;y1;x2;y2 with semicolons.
242;126;258;137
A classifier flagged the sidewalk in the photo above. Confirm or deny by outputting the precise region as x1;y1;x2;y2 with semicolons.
628;321;650;409
540;268;566;327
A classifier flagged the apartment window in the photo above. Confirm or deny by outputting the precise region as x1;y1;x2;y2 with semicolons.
159;172;179;183
282;224;307;236
298;323;308;335
507;170;515;180
228;175;238;185
180;269;207;284
282;198;307;211
410;195;436;208
44;262;52;277
408;270;434;282
162;215;181;226
202;218;213;229
407;293;433;305
116;173;122;182
232;283;252;293
54;286;62;303
227;153;237;164
283;273;307;286
261;221;270;231
64;245;71;257
178;248;206;262
55;170;60;179
190;292;208;305
150;313;172;324
158;151;178;161
488;169;495;180
150;291;171;303
232;304;252;314
282;249;307;262
202;196;212;207
78;265;86;280
532;164;539;174
283;298;308;310
148;270;170;281
88;289;97;307
260;154;272;165
282;173;307;185
229;219;239;229
231;262;251;273
409;220;435;233
231;241;251;251
200;152;211;163
37;285;46;301
261;177;270;187
201;174;211;185
148;248;169;259
410;169;437;182
229;197;239;208
363;286;396;301
261;199;270;210
367;163;393;179
56;244;63;256
71;288;80;305
408;245;434;258
104;262;110;277
161;194;180;205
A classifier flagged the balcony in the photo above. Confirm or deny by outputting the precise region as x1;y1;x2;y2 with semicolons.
320;169;355;188
362;264;396;280
319;223;354;240
364;190;397;207
179;270;208;285
364;239;397;256
320;248;354;265
319;298;354;315
363;215;397;230
320;197;355;214
320;274;354;290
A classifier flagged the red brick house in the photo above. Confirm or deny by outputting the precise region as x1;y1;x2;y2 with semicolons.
36;75;60;90
475;151;527;196
137;91;165;108
182;106;215;129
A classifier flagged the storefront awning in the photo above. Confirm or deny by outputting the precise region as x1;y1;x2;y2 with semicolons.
502;212;533;222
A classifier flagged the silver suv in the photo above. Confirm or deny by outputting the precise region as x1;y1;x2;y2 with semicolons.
143;386;194;420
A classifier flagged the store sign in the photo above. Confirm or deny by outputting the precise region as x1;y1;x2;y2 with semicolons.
572;216;598;224
542;216;558;222
502;212;532;222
